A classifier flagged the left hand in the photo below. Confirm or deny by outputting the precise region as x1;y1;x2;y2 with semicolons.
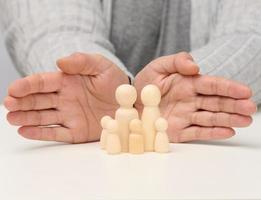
134;52;257;142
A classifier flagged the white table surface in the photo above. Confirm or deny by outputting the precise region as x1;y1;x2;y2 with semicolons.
0;105;261;200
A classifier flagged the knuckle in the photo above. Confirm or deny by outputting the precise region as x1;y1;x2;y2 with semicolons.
36;74;45;92
217;97;224;112
190;113;198;124
50;94;58;108
55;112;63;125
194;127;201;139
36;111;42;125
211;78;218;94
210;113;217;126
30;95;37;110
196;96;204;110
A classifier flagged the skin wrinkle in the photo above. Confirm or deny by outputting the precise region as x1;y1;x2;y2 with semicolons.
37;73;45;93
55;110;62;125
228;113;232;128
56;92;61;111
161;74;178;119
217;97;224;112
83;75;117;110
191;75;199;95
170;128;179;143
232;98;237;114
39;127;44;141
50;93;57;109
196;96;204;110
194;126;201;140
212;77;219;96
30;110;40;126
30;94;37;110
210;112;216;127
83;59;120;106
75;98;90;143
225;79;231;97
53;128;58;142
190;112;197;125
80;76;97;142
16;97;23;111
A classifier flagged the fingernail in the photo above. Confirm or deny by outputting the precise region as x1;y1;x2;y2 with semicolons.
187;60;200;72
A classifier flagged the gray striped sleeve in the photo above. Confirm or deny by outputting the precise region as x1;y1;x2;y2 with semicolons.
0;0;132;78
191;0;261;104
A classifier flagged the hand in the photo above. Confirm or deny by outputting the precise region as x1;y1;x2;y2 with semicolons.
4;53;129;143
134;52;257;142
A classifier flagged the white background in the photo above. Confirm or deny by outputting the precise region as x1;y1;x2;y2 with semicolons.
0;32;19;103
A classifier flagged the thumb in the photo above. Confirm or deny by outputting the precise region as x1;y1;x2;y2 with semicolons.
148;52;200;75
56;53;111;75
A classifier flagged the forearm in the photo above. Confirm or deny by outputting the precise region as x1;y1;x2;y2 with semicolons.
0;0;133;78
191;33;261;104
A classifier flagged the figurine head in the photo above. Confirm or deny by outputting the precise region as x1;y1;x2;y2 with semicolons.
106;119;118;134
115;84;137;107
100;116;112;129
141;84;161;106
129;118;143;134
155;118;168;132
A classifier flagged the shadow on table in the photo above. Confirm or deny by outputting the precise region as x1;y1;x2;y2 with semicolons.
16;142;70;153
190;140;261;149
16;140;261;155
15;142;94;154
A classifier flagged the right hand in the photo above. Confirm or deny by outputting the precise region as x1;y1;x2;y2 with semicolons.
4;53;129;143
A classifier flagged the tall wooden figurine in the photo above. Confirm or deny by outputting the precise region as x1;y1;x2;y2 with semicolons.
141;84;161;151
115;84;139;152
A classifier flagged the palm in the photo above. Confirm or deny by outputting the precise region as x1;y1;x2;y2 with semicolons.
157;74;199;141
135;53;256;142
5;53;129;143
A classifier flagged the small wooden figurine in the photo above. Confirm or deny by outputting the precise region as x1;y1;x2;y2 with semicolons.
106;120;121;154
154;117;170;153
100;115;112;150
129;119;144;154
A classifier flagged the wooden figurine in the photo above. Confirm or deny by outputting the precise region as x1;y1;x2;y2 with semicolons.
115;84;139;152
129;119;144;154
141;84;161;151
100;115;112;150
154;118;170;153
106;120;121;154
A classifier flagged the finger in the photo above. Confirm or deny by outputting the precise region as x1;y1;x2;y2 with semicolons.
4;93;59;112
177;126;235;142
8;72;63;97
18;126;73;143
7;110;62;126
148;52;200;75
57;53;112;75
190;111;252;128
195;96;257;116
194;75;252;99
